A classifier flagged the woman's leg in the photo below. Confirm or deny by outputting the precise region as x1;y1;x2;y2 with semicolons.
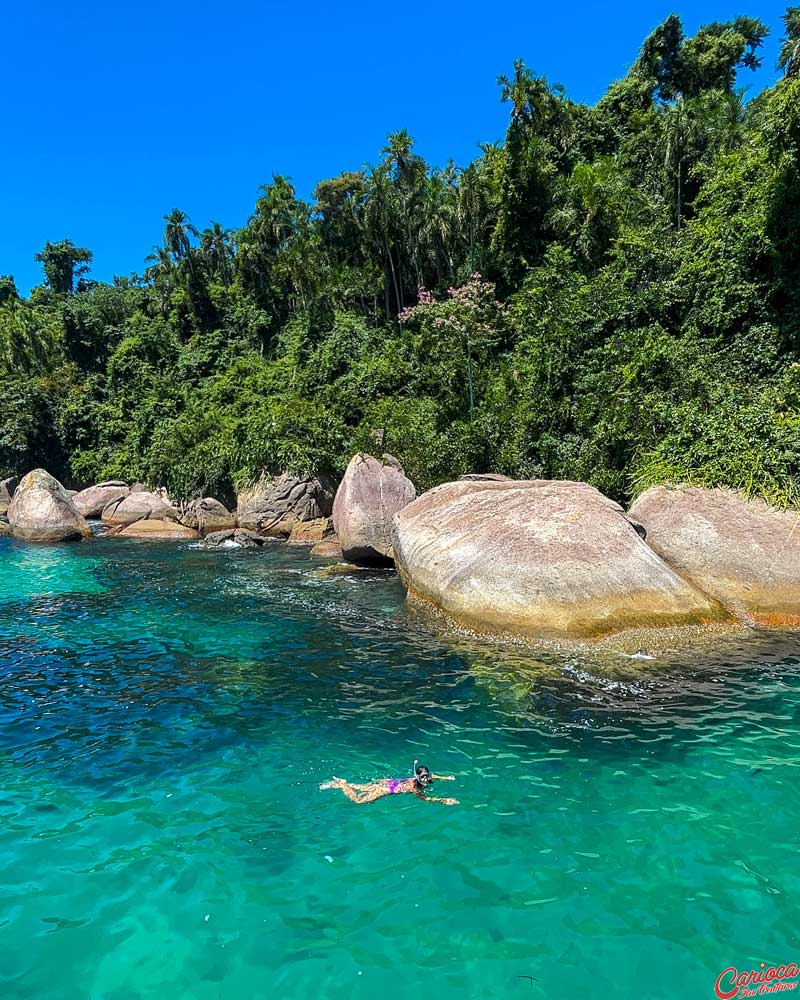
339;781;390;804
320;778;391;803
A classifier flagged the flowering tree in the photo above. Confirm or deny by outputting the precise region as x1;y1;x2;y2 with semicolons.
399;274;505;421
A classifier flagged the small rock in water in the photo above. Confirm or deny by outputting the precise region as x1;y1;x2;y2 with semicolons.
204;914;210;922
324;855;334;863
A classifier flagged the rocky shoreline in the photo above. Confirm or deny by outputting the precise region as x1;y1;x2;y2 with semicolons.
2;457;799;651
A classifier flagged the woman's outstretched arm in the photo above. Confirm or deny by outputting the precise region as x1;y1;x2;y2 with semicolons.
431;774;455;780
422;795;459;805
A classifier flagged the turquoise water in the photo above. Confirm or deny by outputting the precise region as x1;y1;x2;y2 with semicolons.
1;535;799;999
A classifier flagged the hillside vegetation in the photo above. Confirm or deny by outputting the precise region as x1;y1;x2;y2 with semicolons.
3;11;800;507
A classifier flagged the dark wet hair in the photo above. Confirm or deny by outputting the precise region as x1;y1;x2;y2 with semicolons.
414;763;432;785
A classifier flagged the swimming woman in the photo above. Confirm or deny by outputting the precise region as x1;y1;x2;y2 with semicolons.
320;761;458;805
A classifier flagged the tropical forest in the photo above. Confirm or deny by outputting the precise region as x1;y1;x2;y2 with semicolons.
3;10;800;509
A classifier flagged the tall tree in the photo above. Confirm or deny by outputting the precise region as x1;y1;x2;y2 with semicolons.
34;240;93;295
778;5;800;76
163;209;198;262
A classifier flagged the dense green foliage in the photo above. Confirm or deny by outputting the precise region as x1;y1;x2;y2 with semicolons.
4;10;800;506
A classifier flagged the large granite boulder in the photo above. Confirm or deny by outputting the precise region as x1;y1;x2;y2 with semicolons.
391;479;732;642
8;469;92;542
237;473;334;538
458;473;513;482
72;481;130;518
629;485;800;627
117;519;199;540
0;476;18;515
332;453;416;565
178;498;236;536
101;490;180;526
288;517;334;546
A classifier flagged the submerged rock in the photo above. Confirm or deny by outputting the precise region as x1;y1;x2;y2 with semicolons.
117;519;199;540
310;538;343;560
316;561;380;577
392;479;732;643
72;481;130;518
201;528;273;549
178;497;236;536
288;517;334;545
101;490;180;526
8;469;92;542
332;453;416;565
237;473;334;538
629;485;800;627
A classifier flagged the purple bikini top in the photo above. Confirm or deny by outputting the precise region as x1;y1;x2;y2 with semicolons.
388;778;403;793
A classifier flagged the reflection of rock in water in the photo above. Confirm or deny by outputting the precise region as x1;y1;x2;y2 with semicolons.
458;626;800;743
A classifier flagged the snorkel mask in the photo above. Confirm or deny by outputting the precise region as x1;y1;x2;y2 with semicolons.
413;759;432;787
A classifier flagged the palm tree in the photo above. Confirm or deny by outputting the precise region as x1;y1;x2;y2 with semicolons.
550;157;644;272
381;131;428;292
199;222;233;286
163;209;198;262
660;97;694;229
0;300;59;374
419;167;458;284
699;89;746;155
144;246;175;314
457;149;500;274
778;6;800;76
364;164;403;317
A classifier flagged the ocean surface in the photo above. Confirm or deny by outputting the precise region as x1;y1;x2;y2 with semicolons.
1;534;798;999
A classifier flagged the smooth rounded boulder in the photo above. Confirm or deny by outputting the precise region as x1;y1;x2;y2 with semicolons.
629;485;800;627
237;473;334;538
332;453;416;565
117;519;199;540
101;490;179;526
72;481;130;518
392;479;731;642
458;473;513;482
8;469;92;542
178;497;236;536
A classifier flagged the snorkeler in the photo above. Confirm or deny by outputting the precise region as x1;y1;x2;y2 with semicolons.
320;760;458;805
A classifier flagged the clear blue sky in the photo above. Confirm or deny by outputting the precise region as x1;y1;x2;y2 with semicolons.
3;0;788;293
